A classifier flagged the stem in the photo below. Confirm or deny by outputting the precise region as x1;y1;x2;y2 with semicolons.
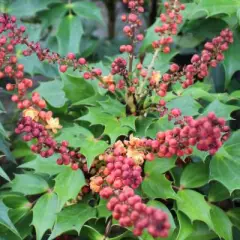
103;216;112;240
137;48;160;98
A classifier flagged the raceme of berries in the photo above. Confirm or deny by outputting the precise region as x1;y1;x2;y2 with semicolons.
0;0;235;238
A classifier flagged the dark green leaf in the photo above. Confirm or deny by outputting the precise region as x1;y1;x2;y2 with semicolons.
227;208;240;230
180;162;209;188
57;15;83;55
35;79;67;108
176;212;194;240
54;167;85;210
49;203;96;239
11;174;49;195
208;182;230;202
0;167;10;182
32;192;58;240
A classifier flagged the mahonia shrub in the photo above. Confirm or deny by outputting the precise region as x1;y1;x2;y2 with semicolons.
0;0;240;239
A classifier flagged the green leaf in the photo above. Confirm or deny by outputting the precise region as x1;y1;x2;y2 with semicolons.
54;167;85;210
210;131;240;193
190;0;240;18
182;87;215;102
78;135;109;168
146;116;175;138
176;190;213;229
210;205;233;240
120;116;136;131
0;201;21;238
8;0;61;17
49;203;96;239
203;99;239;120
32;192;58;240
57;15;83;55
180;162;209;188
231;90;240;99
144;157;176;175
0;167;10;182
227;208;240;230
11;174;49;195
185;222;217;240
142;172;176;200
208;182;230;202
72;93;107;107
35;79;67;108
96;199;111;219
223;31;240;87
72;1;103;23
19;155;68;176
98;97;126;117
135;117;154;137
166;96;201;116
176;212;194;240
0;135;15;162
62;71;95;103
79;107;133;143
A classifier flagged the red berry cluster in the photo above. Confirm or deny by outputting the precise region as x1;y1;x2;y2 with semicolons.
152;0;185;52
111;57;128;78
160;29;233;90
15;117;84;170
147;112;230;157
121;0;145;52
106;186;170;237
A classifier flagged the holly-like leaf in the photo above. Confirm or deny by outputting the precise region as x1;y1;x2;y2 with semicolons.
144;157;176;175
54;167;85;210
223;31;240;87
227;208;240;230
146;116;175;138
55;124;108;167
0;167;10;182
56;15;83;55
19;155;68;176
78;135;109;168
98;97;126;118
166;96;201;116
208;182;230;202
96;199;111;219
182;87;215;102
49;203;96;239
11;174;49;195
0;201;21;238
176;190;213;229
79;107;133;143
176;212;194;240
32;192;58;240
202;100;239;120
210;205;233;240
135;117;155;137
210;131;240;193
0;135;15;162
142;172;176;200
61;72;95;103
72;1;103;23
180;162;209;188
231;90;240;99
35;79;67;108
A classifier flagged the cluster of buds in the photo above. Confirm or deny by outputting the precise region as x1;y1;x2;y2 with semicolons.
159;28;233;91
146;112;230;157
106;186;170;237
111;57;128;78
15;116;86;170
152;0;185;52
121;0;145;46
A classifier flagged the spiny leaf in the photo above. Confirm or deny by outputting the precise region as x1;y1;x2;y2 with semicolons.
11;174;49;196
54;167;85;210
49;203;96;239
32;192;58;240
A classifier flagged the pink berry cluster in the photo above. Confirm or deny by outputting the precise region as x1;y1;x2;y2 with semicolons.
120;0;145;53
106;186;170;237
152;0;185;52
147;112;230;157
111;57;128;78
15;117;85;170
161;28;233;89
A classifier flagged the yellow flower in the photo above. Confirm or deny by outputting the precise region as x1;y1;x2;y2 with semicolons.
102;74;114;84
45;117;62;134
151;71;161;84
23;107;39;121
127;147;145;165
